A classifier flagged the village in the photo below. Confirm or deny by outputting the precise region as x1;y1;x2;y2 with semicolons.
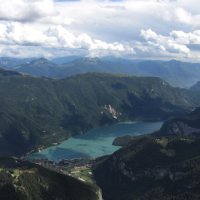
31;158;96;184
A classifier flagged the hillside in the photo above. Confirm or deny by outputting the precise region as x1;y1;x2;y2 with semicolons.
93;108;200;200
93;135;200;200
0;68;199;156
157;107;200;136
0;157;98;200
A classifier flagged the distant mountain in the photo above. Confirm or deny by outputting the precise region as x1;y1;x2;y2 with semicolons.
59;58;200;87
51;56;83;64
0;57;35;69
14;58;59;77
0;157;98;200
2;57;200;87
0;68;22;76
0;69;198;156
190;81;200;91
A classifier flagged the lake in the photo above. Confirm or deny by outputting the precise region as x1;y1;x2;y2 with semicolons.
28;121;163;162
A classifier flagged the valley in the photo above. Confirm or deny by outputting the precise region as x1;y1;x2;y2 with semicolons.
1;0;200;199
1;68;195;156
28;121;162;161
1;66;200;200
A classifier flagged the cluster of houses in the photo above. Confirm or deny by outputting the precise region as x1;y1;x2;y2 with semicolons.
30;158;94;173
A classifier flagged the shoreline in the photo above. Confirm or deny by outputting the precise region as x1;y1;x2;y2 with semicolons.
26;120;163;162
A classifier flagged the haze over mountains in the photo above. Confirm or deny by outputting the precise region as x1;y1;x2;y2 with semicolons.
1;56;200;88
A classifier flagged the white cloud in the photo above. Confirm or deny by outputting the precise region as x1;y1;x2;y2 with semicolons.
170;30;200;44
0;0;57;22
140;29;158;41
0;0;200;60
175;8;192;25
0;22;134;57
140;29;191;59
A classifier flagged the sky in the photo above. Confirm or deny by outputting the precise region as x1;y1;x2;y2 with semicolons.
0;0;200;61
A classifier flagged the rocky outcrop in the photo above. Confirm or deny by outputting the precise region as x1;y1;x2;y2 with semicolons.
158;107;200;137
162;121;200;136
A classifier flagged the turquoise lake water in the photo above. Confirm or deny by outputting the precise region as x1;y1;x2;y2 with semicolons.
28;121;163;162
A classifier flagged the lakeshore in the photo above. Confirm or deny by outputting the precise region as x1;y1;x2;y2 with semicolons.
28;121;163;162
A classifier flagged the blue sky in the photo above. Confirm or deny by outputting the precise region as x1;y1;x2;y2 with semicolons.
0;0;200;61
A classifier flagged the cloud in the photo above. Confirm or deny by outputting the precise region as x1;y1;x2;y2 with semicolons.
44;25;135;56
170;30;200;44
139;29;188;60
0;0;57;22
0;0;200;60
0;22;134;58
141;29;190;55
139;28;200;60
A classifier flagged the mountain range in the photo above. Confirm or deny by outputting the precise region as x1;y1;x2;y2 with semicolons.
1;57;200;87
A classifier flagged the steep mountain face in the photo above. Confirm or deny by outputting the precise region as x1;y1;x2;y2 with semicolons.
93;108;200;200
93;136;200;200
0;157;98;200
157;107;200;136
0;69;199;156
2;57;200;87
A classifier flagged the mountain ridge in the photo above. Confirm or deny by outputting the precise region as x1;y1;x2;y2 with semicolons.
1;57;200;87
0;68;198;156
